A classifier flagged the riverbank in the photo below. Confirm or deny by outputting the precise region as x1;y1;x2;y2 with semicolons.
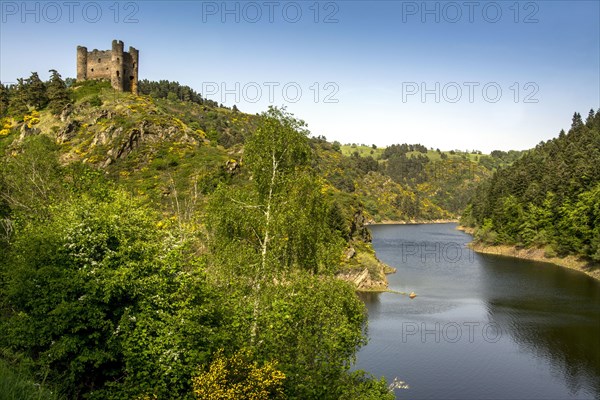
336;263;396;293
336;241;397;292
457;226;600;281
368;219;459;225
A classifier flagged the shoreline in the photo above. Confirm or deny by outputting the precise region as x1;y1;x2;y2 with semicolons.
368;219;459;226
457;226;600;281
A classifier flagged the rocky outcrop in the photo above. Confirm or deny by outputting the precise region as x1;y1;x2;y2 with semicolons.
344;246;356;260
114;126;142;160
350;208;371;242
60;103;73;122
56;120;80;144
93;109;114;124
101;120;197;167
92;126;120;148
337;268;386;291
225;159;240;174
336;243;396;292
18;124;40;142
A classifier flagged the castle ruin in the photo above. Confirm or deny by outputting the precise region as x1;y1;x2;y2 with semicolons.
77;40;139;95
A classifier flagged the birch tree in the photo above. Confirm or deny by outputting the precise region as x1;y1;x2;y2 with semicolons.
207;107;343;343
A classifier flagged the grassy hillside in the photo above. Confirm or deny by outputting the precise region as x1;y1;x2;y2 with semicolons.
342;143;479;162
1;77;526;225
334;146;520;221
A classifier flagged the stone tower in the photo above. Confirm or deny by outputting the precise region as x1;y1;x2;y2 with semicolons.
77;40;139;95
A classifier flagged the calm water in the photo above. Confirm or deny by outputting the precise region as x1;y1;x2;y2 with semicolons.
355;223;600;400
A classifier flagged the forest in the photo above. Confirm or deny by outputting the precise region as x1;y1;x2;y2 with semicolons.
1;70;597;398
462;110;600;261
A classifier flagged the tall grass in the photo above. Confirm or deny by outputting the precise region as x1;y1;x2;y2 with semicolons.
0;359;61;400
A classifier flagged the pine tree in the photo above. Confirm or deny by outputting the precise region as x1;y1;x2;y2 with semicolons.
466;109;600;259
8;79;29;117
585;108;595;126
25;72;48;110
571;112;583;130
0;83;9;116
46;69;70;115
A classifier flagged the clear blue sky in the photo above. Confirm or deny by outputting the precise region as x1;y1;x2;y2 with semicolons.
1;1;599;152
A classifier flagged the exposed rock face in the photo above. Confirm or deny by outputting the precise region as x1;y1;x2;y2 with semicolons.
101;120;197;167
225;159;240;174
60;103;73;122
56;120;80;144
93;109;113;124
91;126;119;148
336;241;397;292
344;246;356;260
350;208;371;242
18;124;40;142
115;127;142;160
336;267;388;291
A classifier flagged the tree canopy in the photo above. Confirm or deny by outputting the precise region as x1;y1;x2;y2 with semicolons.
462;109;600;261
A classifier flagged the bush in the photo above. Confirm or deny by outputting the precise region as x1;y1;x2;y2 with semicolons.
70;80;111;102
475;219;498;244
192;349;286;400
88;95;102;107
1;191;224;399
544;245;557;258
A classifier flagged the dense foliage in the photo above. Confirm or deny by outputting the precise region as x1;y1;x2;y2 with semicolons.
462;110;600;260
138;79;220;108
2;68;546;398
1;71;70;120
312;140;515;221
0;75;395;398
205;108;389;399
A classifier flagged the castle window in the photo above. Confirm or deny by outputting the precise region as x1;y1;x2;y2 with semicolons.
116;71;120;78
98;58;101;63
91;68;94;72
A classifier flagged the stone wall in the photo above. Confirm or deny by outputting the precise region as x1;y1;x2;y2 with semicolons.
76;40;138;95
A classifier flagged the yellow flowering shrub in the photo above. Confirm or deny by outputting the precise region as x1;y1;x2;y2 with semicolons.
192;349;286;400
195;129;206;138
0;117;14;136
23;111;40;128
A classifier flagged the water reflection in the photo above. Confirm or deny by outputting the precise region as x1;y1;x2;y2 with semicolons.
356;223;600;399
480;253;600;398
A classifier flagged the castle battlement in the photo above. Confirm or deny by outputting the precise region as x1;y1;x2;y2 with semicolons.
77;40;139;95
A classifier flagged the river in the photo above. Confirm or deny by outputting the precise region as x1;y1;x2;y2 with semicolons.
356;223;600;400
